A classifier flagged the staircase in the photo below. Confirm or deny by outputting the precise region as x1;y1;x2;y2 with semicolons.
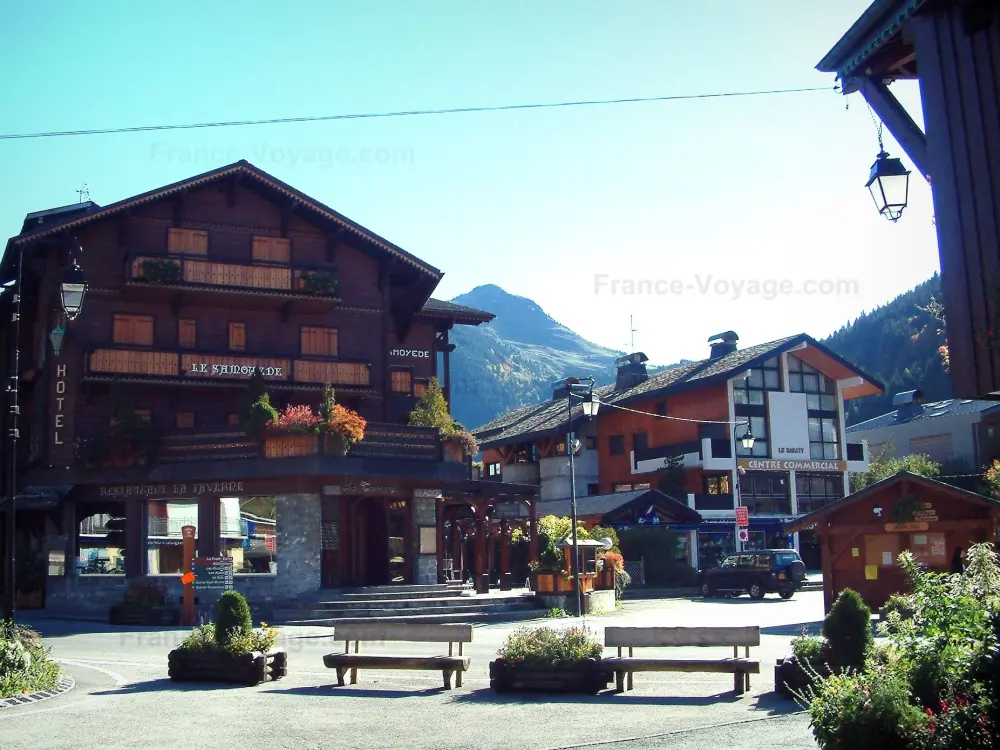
269;582;542;626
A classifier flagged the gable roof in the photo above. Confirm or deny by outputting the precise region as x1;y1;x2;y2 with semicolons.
474;333;883;447
532;488;702;524
3;160;442;280
418;298;494;324
846;398;1000;432
784;470;1000;533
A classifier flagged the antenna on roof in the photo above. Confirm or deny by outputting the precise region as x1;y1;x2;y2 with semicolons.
76;183;90;203
630;315;637;351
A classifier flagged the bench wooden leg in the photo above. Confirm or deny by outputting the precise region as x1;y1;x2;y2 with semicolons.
745;672;751;692
734;672;745;696
615;671;625;693
443;670;453;690
350;667;358;685
627;672;633;691
336;667;346;686
456;669;463;688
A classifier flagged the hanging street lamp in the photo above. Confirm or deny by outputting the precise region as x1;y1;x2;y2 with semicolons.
866;149;911;222
59;252;87;320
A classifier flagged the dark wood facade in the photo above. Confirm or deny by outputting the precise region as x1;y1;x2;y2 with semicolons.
819;0;1000;399
0;161;500;606
785;471;1000;612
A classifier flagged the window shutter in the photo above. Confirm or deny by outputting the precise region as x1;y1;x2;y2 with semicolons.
168;228;209;255
229;322;247;351
253;236;291;263
178;319;197;349
301;326;338;356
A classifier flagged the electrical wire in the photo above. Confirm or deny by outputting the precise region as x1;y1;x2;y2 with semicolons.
596;399;748;426
0;86;834;141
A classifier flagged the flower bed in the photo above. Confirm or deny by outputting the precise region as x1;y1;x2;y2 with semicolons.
489;626;610;694
167;591;287;687
0;623;61;699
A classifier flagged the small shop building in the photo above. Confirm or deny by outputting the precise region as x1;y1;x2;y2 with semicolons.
784;471;1000;612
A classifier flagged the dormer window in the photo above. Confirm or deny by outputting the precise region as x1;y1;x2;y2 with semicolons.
733;357;780;405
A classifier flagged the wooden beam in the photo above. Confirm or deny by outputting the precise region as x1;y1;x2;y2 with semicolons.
279;301;292;323
226;176;237;208
172;191;186;226
280;200;299;238
327;228;344;263
849;76;930;181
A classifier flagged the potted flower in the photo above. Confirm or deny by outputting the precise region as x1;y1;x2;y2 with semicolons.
442;428;478;463
168;591;287;686
407;378;477;462
489;625;610;694
264;404;321;457
317;382;366;455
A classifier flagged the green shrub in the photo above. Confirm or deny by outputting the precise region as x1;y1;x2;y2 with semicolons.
496;626;602;667
222;624;278;656
0;622;61;698
614;570;632;601
214;591;252;649
823;588;873;673
544;607;567;619
245;393;278;439
177;624;216;653
808;665;929;749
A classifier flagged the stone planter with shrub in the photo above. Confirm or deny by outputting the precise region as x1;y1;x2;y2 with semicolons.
489;625;610;695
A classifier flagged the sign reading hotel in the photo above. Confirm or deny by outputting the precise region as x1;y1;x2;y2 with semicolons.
738;458;848;472
181;354;290;380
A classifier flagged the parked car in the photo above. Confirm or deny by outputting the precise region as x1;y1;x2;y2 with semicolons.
699;549;807;600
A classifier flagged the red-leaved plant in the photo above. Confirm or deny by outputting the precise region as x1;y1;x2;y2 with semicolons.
270;404;320;434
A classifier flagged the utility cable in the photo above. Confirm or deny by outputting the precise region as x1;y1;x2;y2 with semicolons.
595;399;748;426
0;86;834;141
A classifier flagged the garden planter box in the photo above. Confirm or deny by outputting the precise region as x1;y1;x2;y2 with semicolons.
15;590;43;609
167;647;288;686
489;659;611;695
109;605;180;626
264;433;318;458
774;655;828;699
442;440;466;463
532;572;574;594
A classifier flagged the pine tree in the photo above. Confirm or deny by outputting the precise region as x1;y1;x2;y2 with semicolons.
319;382;336;425
408;377;453;433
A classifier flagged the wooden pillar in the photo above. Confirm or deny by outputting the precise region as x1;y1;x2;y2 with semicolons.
62;501;77;579
500;520;512;590
820;526;834;614
338;495;347;588
451;519;462;580
475;502;489;594
380;266;392;421
124;498;145;578
436;499;446;583
528;499;539;568
197;496;220;559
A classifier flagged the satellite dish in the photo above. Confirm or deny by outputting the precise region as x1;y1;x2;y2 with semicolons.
600;537;613;550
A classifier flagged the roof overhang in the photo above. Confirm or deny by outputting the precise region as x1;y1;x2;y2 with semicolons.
817;0;927;83
789;341;883;399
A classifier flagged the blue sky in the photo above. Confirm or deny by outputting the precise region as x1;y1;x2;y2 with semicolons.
0;1;938;365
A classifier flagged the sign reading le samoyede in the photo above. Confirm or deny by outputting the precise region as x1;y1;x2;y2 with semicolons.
192;556;235;590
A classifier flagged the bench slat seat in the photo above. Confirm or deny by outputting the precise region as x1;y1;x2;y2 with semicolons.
602;657;760;674
323;654;471;671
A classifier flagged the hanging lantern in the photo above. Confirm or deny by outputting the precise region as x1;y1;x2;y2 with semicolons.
60;256;87;320
866;150;911;222
49;324;66;356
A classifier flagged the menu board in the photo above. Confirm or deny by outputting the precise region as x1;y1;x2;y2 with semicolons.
909;533;947;567
192;556;235;590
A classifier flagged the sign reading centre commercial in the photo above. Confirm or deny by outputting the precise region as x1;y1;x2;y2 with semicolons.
738;458;848;472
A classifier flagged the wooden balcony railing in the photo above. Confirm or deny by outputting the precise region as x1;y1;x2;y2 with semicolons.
86;346;371;387
127;252;340;298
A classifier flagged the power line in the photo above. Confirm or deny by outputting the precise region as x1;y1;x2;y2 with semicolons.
0;86;834;141
598;400;747;426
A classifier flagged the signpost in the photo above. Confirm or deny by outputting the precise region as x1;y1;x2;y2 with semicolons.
735;506;749;527
181;525;195;626
192;557;235;591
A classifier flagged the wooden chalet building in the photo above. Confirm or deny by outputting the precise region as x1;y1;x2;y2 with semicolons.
818;0;1000;399
475;332;882;571
0;160;522;613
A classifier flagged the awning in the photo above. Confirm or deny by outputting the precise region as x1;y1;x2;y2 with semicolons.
9;485;74;510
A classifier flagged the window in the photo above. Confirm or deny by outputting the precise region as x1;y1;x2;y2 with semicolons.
221;496;277;575
77;509;126;575
704;475;731;495
300;326;338;357
655;402;667;416
808;417;840;459
168;227;208;255
585;436;598;450
113;314;154;346
487;462;501;477
796;473;844;514
733;357;781;406
633;433;648;451
176;412;195;429
391;369;412;395
613;483;632;492
178;319;197;349
740;472;790;515
252;236;291;263
736;415;769;457
414;380;428;397
587;483;600;495
609;435;625;455
788;355;837;411
147;500;198;573
228;322;247;352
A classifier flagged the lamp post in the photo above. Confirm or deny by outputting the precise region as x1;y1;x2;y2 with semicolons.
3;242;86;623
565;377;600;617
733;422;755;554
866;149;911;222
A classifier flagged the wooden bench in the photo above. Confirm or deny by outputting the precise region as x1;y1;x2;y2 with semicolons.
322;623;473;690
603;626;761;695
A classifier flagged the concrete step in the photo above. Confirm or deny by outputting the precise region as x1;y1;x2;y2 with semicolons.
336;584;465;595
333;589;467;602
273;600;536;621
305;595;490;611
277;606;544;627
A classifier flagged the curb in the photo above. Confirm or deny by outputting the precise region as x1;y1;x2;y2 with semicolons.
0;673;75;709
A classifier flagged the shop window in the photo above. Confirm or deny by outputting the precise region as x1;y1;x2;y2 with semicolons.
487;462;501;477
168;227;208;255
221;496;277;575
633;433;648;451
609;435;625;455
391;369;412;394
796;473;844;514
229;322;247;352
113;314;154;346
736;415;770;458
585;436;598;450
176;412;195;429
178;319;197;349
252;235;291;263
808;417;840;460
147;500;198;574
698;531;735;569
740;472;791;515
733;357;781;406
77;510;126;575
300;326;338;357
704;474;731;495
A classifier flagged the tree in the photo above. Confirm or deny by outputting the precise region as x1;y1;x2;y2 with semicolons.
319;382;335;424
850;439;942;493
408;377;453;432
657;456;687;498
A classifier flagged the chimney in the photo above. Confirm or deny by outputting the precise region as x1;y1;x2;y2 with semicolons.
893;389;925;422
708;331;739;360
615;352;649;391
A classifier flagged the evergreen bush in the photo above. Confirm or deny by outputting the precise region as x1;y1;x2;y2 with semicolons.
214;591;253;648
823;588;874;673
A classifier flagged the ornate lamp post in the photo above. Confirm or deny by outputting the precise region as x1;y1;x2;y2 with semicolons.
733;422;755;554
3;242;86;622
565;377;601;617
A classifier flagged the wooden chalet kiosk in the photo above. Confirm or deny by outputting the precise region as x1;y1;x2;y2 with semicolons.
0;160;540;614
784;471;1000;612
